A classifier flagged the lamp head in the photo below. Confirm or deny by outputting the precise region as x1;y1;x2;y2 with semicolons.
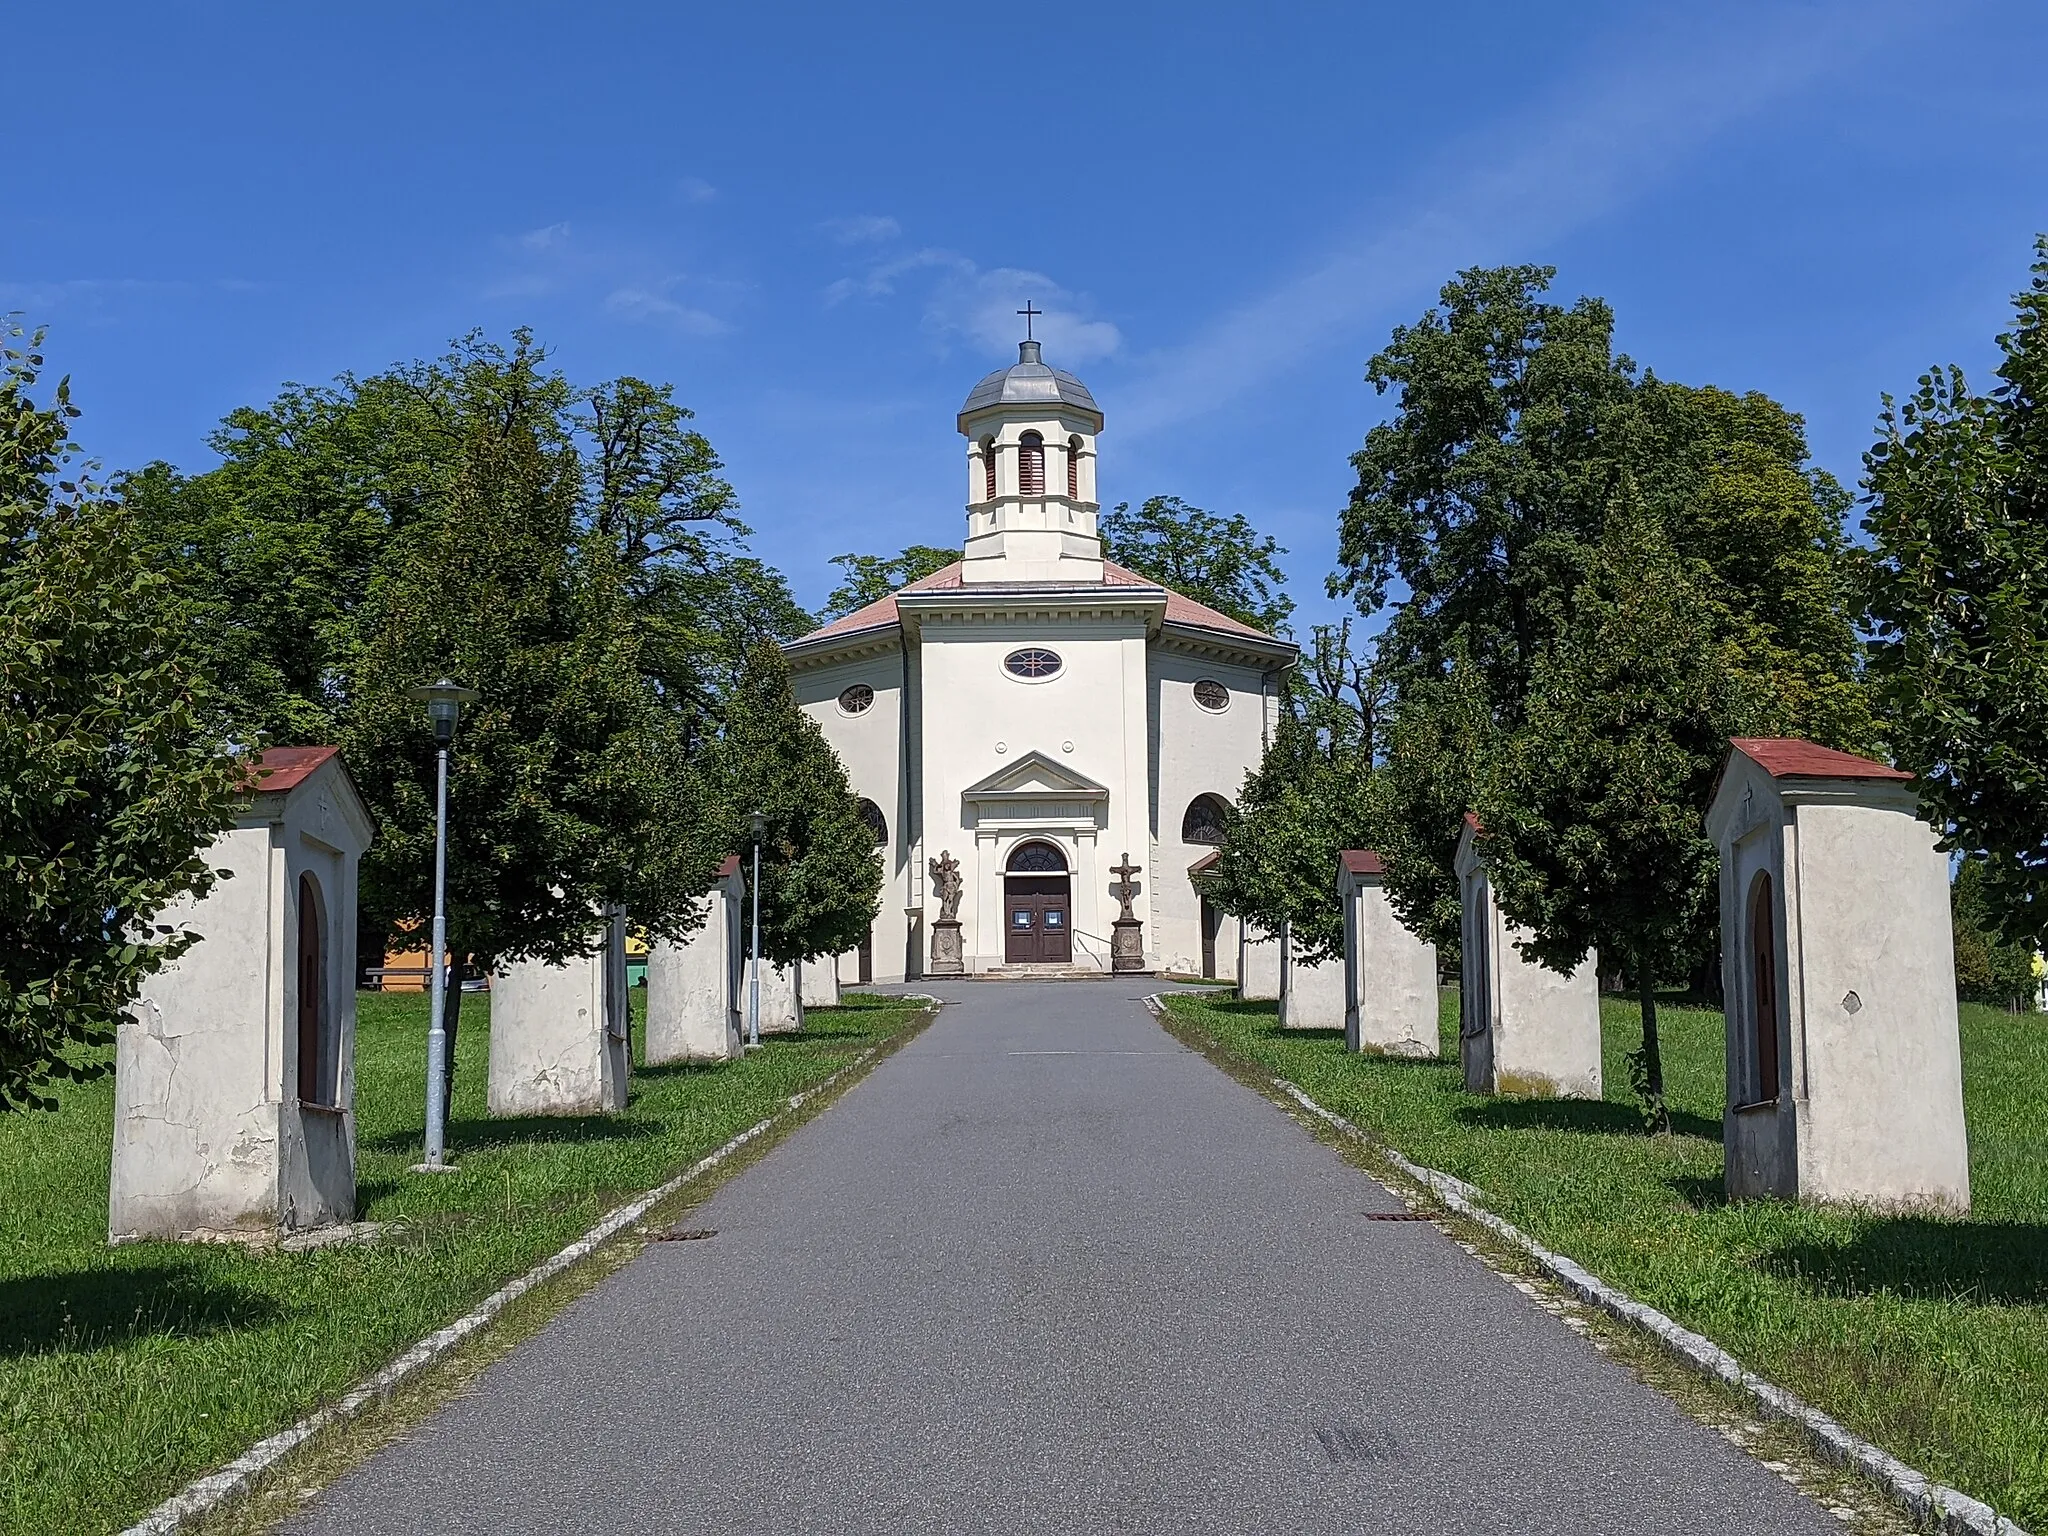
407;679;481;745
749;810;767;843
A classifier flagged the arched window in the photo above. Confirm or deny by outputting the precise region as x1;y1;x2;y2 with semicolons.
1748;871;1780;1104
859;798;888;849
296;873;333;1107
1007;840;1068;873
1018;431;1045;496
1181;794;1229;847
1067;436;1082;499
981;437;997;502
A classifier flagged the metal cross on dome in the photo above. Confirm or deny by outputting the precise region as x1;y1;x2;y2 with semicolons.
1017;300;1041;340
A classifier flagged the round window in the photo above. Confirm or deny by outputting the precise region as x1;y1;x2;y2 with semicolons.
1003;647;1063;680
838;684;875;715
1193;679;1230;712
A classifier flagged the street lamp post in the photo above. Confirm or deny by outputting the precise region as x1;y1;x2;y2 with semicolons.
748;810;766;1050
408;679;479;1172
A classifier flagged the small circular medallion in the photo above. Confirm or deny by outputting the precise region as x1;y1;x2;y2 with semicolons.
838;684;875;715
1193;679;1230;713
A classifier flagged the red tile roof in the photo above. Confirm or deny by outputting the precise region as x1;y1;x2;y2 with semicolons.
1339;849;1385;875
717;854;742;879
1462;810;1483;834
791;558;1280;646
1187;849;1222;876
1730;738;1910;783
247;745;340;793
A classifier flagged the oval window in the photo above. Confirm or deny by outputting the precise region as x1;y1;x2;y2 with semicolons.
1193;679;1230;712
1003;647;1062;680
838;684;875;715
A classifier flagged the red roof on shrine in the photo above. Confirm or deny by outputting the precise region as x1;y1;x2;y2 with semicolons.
1339;849;1385;875
717;855;742;878
247;745;341;793
793;559;1278;646
1730;738;1910;783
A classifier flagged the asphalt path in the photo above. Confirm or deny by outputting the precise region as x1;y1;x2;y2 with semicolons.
287;981;1841;1535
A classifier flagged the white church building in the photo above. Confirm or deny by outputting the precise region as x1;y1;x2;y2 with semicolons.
787;338;1297;981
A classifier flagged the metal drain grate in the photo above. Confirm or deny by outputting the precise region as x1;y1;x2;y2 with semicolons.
1359;1211;1437;1221
650;1227;718;1242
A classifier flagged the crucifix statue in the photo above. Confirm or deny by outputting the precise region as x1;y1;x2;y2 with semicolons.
1110;853;1142;923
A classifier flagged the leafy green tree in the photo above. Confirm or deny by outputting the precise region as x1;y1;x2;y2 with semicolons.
1208;622;1376;962
1;325;242;1110
128;330;807;744
1951;856;2039;1010
346;406;719;1085
702;644;883;967
1367;652;1494;950
1864;240;2048;947
1343;266;1871;971
1101;495;1293;634
1475;504;1761;1131
821;545;957;619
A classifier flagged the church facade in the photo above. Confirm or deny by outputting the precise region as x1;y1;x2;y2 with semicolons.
787;340;1297;981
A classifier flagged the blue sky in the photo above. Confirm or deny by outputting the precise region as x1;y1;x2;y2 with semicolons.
8;2;2046;632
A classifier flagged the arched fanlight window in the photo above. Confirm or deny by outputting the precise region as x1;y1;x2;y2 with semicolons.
859;798;888;849
1067;436;1082;499
981;436;997;502
1007;840;1068;873
1181;794;1230;847
1018;431;1045;496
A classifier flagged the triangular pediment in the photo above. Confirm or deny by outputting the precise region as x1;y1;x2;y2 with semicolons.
961;751;1110;801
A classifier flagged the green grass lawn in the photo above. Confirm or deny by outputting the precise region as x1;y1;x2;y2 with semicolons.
0;990;928;1536
1159;989;2048;1526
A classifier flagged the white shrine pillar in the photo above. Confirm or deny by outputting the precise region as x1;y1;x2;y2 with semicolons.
489;911;630;1116
1239;922;1283;1002
1278;933;1345;1030
799;956;841;1008
645;857;744;1064
745;958;804;1035
1339;851;1440;1058
111;748;374;1242
1455;815;1602;1098
1707;739;1970;1212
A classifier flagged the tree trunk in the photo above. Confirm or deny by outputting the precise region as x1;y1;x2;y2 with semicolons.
441;945;464;1113
1634;946;1670;1135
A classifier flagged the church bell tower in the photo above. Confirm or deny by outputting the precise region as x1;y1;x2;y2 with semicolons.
956;320;1105;585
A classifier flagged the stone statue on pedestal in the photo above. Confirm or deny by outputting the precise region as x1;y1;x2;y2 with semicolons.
928;851;965;975
1110;852;1146;973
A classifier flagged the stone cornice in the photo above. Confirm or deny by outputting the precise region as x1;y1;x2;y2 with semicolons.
784;626;904;669
1154;620;1299;668
896;586;1165;637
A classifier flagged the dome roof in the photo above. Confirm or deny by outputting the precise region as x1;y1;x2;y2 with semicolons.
958;340;1101;430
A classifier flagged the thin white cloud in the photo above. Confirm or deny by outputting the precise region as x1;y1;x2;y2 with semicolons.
604;285;729;336
676;176;717;204
518;221;572;252
822;214;901;245
1115;2;1931;439
827;248;1122;363
482;223;736;336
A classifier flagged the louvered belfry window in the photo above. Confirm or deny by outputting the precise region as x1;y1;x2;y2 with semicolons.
982;438;997;502
1018;432;1045;496
1067;436;1081;499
